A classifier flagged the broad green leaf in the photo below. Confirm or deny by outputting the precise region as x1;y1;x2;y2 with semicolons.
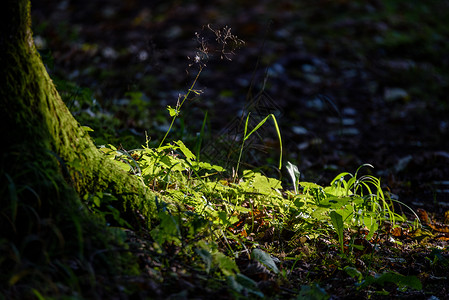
213;252;239;276
174;140;196;161
324;185;347;197
364;215;379;240
330;210;344;253
318;196;350;209
300;182;323;190
93;195;101;207
251;248;279;274
253;173;281;194
159;155;184;172
311;207;329;221
150;212;181;246
242;171;282;194
339;206;355;224
227;274;264;298
196;161;225;172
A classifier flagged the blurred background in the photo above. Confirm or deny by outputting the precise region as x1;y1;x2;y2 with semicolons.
31;0;449;212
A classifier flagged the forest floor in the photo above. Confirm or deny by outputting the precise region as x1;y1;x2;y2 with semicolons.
29;0;449;298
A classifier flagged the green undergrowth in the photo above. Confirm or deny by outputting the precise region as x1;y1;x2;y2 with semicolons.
33;23;438;297
63;38;428;299
92;136;422;297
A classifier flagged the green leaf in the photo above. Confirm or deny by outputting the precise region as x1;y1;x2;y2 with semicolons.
196;161;225;172
174;140;196;161
227;274;264;298
150;212;181;246
311;207;329;221
299;182;323;190
244;171;282;195
330;211;345;253
32;289;46;300
323;185;347;197
318;196;350;209
93;195;101;207
251;248;279;274
364;215;379;240
81;125;94;132
213;252;239;276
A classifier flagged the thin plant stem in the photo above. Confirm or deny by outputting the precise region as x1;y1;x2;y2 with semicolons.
234;113;283;182
158;66;204;148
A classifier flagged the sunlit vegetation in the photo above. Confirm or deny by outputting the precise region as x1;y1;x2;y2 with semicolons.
94;133;425;298
3;1;449;298
66;46;442;297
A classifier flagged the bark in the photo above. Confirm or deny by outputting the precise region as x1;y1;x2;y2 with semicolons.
1;0;155;219
0;0;155;292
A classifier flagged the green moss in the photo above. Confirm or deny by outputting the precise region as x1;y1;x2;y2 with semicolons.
1;1;156;297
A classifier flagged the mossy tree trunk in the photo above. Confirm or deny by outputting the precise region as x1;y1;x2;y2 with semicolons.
0;0;155;295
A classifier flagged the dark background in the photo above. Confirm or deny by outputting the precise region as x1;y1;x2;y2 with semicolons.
31;0;449;213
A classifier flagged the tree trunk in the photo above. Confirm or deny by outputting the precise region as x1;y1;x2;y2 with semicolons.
0;0;155;295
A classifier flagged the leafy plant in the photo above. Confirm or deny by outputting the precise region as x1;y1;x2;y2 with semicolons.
329;211;345;254
83;191;132;228
23;5;449;297
79;24;427;299
159;68;204;148
251;248;279;274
